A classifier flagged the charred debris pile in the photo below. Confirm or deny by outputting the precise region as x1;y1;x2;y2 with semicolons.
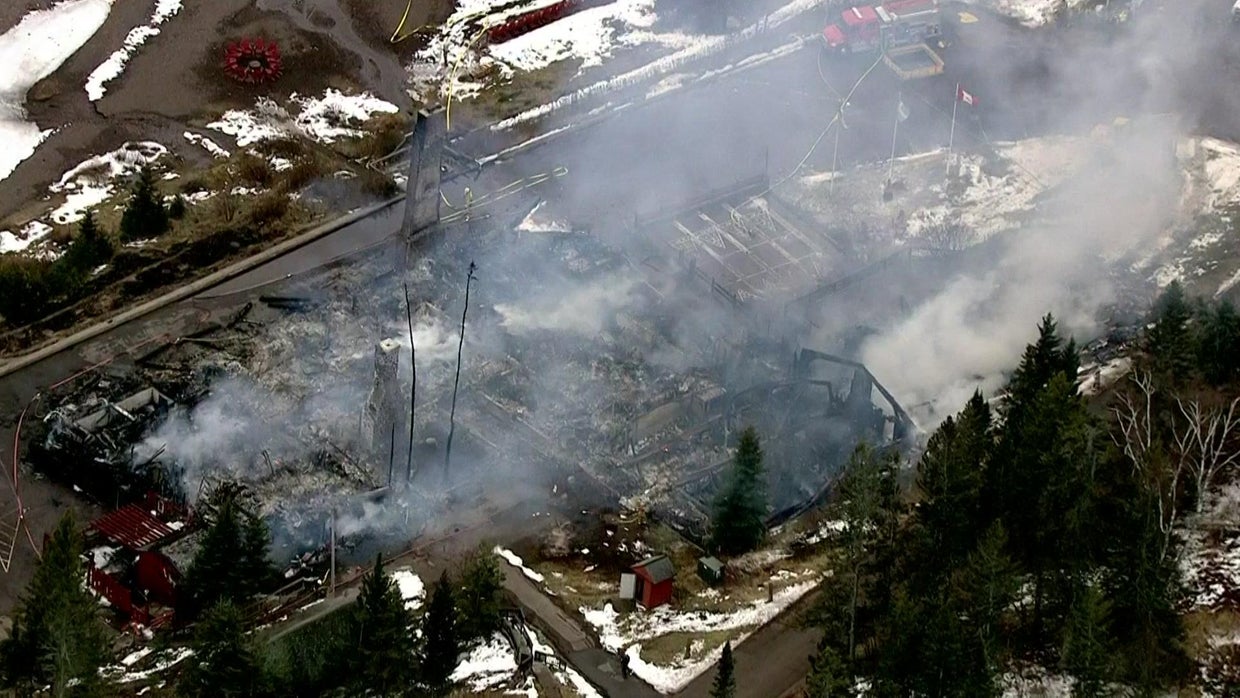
25;222;915;562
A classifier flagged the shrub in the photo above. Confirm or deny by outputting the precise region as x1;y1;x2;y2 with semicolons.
119;166;169;241
0;256;53;326
247;192;291;228
235;154;274;188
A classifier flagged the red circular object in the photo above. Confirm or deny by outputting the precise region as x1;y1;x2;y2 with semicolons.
222;37;282;84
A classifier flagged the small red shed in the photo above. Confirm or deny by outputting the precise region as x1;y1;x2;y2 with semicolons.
631;555;675;609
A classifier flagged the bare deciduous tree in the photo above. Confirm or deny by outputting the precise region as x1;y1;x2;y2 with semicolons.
1173;395;1240;514
1112;371;1184;561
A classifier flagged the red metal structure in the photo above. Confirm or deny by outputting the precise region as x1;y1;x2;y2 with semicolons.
223;38;283;84
631;554;675;609
83;493;191;630
822;0;942;53
486;0;612;44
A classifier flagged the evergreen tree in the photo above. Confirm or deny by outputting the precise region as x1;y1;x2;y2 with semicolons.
710;641;736;698
1146;281;1196;384
1195;299;1240;386
63;210;113;272
456;548;504;645
240;513;275;598
350;555;417;696
951;523;1020;692
805;638;850;697
119;166;168;241
179;600;267;698
180;499;257;620
1061;583;1112;697
0;512;109;697
711;427;769;556
419;570;460;696
834;443;888;661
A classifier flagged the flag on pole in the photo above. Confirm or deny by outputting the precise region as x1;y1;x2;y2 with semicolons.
957;85;977;107
896;97;909;122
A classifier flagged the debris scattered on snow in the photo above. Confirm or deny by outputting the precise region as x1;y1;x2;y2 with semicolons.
958;0;1091;28
0;0;115;181
85;0;182;101
450;633;517;692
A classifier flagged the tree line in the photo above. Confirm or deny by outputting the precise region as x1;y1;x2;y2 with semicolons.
801;285;1240;696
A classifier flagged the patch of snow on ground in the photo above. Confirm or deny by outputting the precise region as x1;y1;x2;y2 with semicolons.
959;0;1090;27
207;98;291;147
120;647;152;666
582;580;818;693
492;0;659;72
1001;665;1075;696
392;568;425;610
111;647;194;683
450;633;516;691
495;546;545;583
85;0;181;101
0;221;54;254
47;141;166;224
1078;356;1131;395
1179;525;1240;610
183;131;230;159
0;0;116;181
290;89;398;144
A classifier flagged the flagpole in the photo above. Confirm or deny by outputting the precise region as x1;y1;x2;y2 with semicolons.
830;118;841;196
947;82;959;175
888;92;901;184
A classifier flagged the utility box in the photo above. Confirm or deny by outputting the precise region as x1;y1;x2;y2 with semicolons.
697;556;724;587
619;573;637;600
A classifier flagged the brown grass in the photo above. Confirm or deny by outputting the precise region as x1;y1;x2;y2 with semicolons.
235;154;275;187
639;629;745;666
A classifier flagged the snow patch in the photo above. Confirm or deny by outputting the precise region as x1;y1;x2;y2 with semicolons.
183;131;230;159
0;220;54;254
0;0;115;181
450;634;516;691
495;546;545;583
47;141;166;225
1179;525;1240;611
290;89;398;144
391;568;425;611
85;0;181;101
958;0;1091;27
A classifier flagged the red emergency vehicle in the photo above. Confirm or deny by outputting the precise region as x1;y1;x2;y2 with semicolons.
822;0;943;54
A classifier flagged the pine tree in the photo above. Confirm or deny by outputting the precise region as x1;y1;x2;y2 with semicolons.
805;638;850;697
419;570;460;696
951;523;1021;692
710;641;736;698
711;427;769;556
240;513;275;599
834;443;888;661
0;512;109;696
1195;299;1240;386
180;499;254;620
456;548;504;646
179;600;266;697
1146;281;1195;385
119;166;168;241
915;391;991;576
351;555;417;696
1061;583;1112;697
63;210;113;272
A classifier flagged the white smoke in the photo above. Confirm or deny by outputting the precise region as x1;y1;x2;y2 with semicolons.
494;272;641;337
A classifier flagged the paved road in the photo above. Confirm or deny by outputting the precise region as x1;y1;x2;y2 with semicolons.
674;589;822;698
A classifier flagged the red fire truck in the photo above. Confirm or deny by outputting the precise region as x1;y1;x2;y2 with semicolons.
822;0;943;54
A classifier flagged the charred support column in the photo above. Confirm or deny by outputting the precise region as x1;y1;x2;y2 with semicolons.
402;107;446;242
363;338;405;482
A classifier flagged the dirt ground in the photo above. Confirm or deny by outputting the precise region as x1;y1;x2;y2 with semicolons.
0;0;457;225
